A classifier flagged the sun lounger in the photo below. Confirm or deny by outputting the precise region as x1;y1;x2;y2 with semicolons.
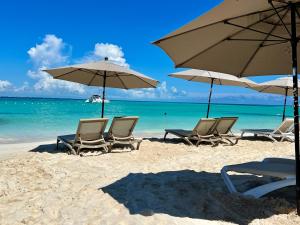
57;118;110;155
240;118;294;142
164;118;221;146
221;158;295;198
212;117;239;145
106;116;142;151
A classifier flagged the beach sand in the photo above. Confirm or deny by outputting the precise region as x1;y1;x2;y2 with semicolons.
0;137;300;225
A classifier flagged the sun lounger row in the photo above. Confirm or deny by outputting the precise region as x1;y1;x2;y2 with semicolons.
240;118;294;142
164;117;239;146
56;116;142;155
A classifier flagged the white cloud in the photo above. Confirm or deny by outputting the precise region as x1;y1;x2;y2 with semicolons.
122;81;187;100
79;43;129;67
28;34;69;67
27;34;85;94
0;80;12;92
14;82;30;92
171;86;177;94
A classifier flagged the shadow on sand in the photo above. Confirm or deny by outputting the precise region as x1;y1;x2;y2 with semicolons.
29;143;63;154
29;143;134;156
101;170;295;225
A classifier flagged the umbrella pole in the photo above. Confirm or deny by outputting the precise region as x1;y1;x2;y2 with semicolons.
291;3;300;215
282;88;288;122
206;78;214;118
101;70;107;118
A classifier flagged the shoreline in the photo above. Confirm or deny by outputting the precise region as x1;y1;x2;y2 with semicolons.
0;131;165;145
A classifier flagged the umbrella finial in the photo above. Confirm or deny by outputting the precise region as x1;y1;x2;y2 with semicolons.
104;57;109;61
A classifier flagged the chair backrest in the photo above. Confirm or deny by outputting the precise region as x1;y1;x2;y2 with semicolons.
192;118;217;136
212;117;238;135
75;118;109;141
108;116;139;138
274;118;294;134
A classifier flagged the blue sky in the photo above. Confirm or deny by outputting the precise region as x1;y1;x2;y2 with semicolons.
0;0;292;105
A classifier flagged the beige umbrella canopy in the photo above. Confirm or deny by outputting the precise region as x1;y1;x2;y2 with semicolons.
252;77;300;121
252;77;300;96
170;69;257;117
154;0;300;212
44;58;158;117
154;0;300;76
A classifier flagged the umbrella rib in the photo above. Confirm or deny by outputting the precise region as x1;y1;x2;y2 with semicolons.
187;76;198;81
296;7;300;19
227;38;287;41
269;0;291;37
175;7;287;68
53;68;81;79
272;0;289;5
87;73;98;86
130;75;157;88
153;6;286;44
115;73;128;89
116;73;157;88
261;40;289;47
224;21;288;40
238;8;290;76
80;68;104;76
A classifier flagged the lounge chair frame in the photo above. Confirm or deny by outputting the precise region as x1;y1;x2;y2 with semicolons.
106;116;142;151
57;118;110;155
221;158;295;198
212;117;239;146
164;118;221;146
240;118;294;142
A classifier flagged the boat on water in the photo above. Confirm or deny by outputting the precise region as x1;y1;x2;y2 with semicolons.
85;95;110;103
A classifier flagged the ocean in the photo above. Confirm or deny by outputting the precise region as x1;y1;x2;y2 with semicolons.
0;97;292;143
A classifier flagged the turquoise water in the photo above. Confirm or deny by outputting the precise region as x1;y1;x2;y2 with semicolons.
0;97;293;143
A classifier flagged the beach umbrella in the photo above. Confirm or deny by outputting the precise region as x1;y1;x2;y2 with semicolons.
154;0;300;213
169;69;257;117
44;58;158;118
252;77;300;121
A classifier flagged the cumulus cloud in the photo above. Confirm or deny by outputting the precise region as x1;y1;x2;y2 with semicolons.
27;34;85;94
0;80;12;92
79;43;128;67
28;35;69;67
14;82;30;92
122;81;187;100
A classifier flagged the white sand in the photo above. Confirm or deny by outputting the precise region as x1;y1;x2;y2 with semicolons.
0;138;300;225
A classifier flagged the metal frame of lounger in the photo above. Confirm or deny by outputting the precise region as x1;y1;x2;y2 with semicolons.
106;116;142;151
221;158;295;198
240;118;294;142
57;118;110;155
212;117;240;145
163;118;221;146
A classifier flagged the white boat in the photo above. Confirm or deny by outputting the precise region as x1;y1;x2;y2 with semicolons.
85;95;110;103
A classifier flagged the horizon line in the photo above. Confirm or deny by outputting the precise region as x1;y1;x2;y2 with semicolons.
0;96;292;107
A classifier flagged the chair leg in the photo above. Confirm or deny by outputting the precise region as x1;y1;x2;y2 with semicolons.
108;143;113;153
56;139;60;150
136;141;142;150
267;135;277;142
240;131;245;138
163;132;168;141
183;137;193;145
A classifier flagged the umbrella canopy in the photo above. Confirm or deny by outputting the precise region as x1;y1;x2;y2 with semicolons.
154;0;300;213
44;60;158;89
154;0;300;76
253;77;300;95
169;69;257;117
252;77;300;121
44;58;158;117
